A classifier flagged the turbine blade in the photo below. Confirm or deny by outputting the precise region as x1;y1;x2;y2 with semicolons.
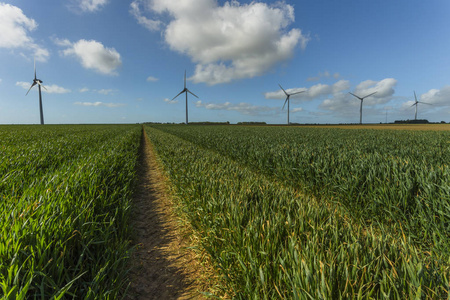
26;82;36;95
187;89;199;98
38;82;47;90
279;84;289;96
34;58;37;80
348;92;361;100
184;70;186;89
362;91;377;99
290;90;305;96
282;98;288;110
172;90;185;101
414;91;417;102
410;103;417;107
420;102;432;105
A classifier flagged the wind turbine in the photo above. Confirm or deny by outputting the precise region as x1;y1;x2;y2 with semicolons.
279;84;305;125
26;59;47;125
411;91;431;120
172;70;199;124
348;91;377;124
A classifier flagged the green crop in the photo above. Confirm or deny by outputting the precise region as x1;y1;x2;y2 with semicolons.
145;124;449;299
0;125;141;299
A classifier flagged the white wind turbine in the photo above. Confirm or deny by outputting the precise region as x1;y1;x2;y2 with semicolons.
348;91;377;124
279;84;305;124
26;59;47;125
172;71;199;124
411;91;431;120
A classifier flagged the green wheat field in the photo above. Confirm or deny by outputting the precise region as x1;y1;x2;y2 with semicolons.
1;124;449;299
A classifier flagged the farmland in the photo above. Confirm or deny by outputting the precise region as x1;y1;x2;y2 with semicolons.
1;123;449;299
0;125;141;299
145;124;450;299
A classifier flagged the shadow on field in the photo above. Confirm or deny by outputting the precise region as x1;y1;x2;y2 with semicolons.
125;128;200;300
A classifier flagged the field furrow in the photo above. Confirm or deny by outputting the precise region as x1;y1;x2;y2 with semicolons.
145;125;449;299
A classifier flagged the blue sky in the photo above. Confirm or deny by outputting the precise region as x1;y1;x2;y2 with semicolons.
1;0;449;124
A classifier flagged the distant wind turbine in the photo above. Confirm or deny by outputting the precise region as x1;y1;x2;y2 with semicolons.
348;91;377;124
279;84;305;124
172;71;198;124
411;91;431;120
26;59;47;125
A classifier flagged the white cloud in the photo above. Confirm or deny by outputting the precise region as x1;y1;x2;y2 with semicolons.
79;87;90;92
0;3;49;61
290;107;303;113
43;84;71;94
265;80;350;102
0;79;2;84
146;76;159;82
16;81;71;94
131;0;310;85
16;81;29;90
352;78;397;105
320;78;397;115
164;98;178;104
74;101;125;108
420;86;450;106
97;89;115;95
129;1;161;31
195;100;279;116
69;0;109;12
58;39;122;75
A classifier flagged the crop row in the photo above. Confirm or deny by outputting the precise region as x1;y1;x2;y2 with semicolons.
145;125;449;299
152;125;450;257
0;125;141;299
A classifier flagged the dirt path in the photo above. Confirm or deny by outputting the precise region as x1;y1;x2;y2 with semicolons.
125;128;209;300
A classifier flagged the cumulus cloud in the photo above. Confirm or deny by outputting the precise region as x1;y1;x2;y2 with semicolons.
74;101;125;108
129;1;161;31
400;86;450;116
265;80;350;102
79;0;109;12
0;3;49;61
146;76;159;82
419;86;450;106
195;100;280;116
68;0;109;13
56;39;122;75
320;78;397;115
16;81;71;94
79;87;90;92
131;0;310;84
351;78;397;105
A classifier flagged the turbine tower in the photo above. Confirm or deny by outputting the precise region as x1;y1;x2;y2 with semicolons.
411;91;431;120
172;71;199;124
279;84;305;125
26;59;47;125
348;91;377;124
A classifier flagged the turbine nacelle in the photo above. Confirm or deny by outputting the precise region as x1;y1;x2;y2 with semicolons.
411;91;432;120
171;70;199;124
348;91;377;124
25;59;46;125
279;84;305;124
349;91;377;101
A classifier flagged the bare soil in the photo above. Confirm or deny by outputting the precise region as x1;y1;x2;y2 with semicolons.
125;128;210;300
